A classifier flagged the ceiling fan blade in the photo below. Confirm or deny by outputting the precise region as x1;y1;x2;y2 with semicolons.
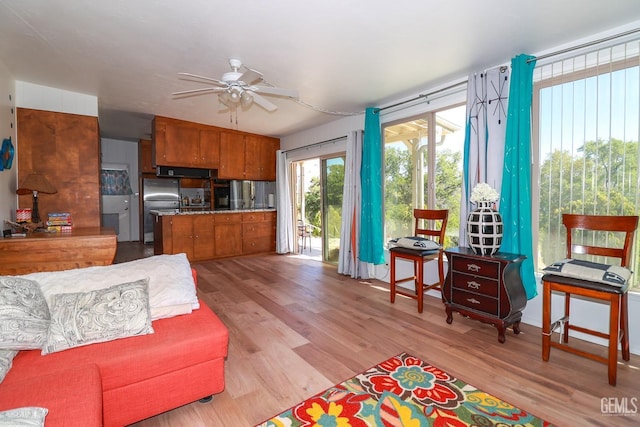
178;72;226;86
251;86;298;99
238;68;263;85
251;93;278;112
172;87;227;96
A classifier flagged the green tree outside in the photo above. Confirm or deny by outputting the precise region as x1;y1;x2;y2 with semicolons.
538;137;640;287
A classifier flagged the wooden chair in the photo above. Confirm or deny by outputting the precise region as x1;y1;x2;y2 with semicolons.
541;213;638;386
297;220;311;253
390;209;448;313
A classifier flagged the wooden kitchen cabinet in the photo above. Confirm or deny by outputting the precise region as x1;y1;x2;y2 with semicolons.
213;213;243;257
442;247;527;343
154;117;200;167
199;128;221;169
242;211;276;254
192;215;215;260
153;116;220;169
219;132;246;178
152;115;279;180
139;138;156;175
154;214;215;262
155;211;275;260
220;132;280;180
245;135;279;180
170;215;195;259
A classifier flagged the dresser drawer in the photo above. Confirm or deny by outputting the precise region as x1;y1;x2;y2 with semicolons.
214;213;242;224
451;256;499;278
451;272;499;297
243;222;274;238
452;289;498;316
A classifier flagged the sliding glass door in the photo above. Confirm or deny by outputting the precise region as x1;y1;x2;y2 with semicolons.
321;155;345;263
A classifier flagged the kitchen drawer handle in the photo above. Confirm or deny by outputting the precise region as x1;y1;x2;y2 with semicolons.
466;263;481;273
467;281;480;290
466;298;481;304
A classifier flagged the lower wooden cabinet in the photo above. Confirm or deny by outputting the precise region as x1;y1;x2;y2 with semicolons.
213;213;242;258
242;212;276;254
154;211;275;261
157;214;215;261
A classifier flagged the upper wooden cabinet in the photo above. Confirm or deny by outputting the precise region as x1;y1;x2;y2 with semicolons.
219;132;279;180
139;138;156;175
219;132;246;179
245;135;279;181
153;116;279;180
153;116;220;169
199;128;221;169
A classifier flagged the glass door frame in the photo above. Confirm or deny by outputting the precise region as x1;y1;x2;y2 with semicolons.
320;153;346;264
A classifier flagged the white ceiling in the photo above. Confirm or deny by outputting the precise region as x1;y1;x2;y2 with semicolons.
1;1;639;141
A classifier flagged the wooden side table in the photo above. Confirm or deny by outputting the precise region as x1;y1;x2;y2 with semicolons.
0;227;117;275
443;247;527;343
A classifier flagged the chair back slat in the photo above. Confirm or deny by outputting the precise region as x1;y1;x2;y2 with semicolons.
562;214;639;267
414;209;448;244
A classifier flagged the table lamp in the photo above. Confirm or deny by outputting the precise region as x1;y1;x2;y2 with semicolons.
16;172;57;223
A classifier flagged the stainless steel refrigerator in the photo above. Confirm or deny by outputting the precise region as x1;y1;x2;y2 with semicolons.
143;178;180;243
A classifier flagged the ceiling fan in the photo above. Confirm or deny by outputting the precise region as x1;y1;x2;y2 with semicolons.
172;59;298;112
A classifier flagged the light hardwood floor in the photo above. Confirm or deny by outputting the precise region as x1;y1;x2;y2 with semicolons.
131;253;640;426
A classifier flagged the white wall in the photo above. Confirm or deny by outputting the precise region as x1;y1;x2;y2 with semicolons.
101;138;140;241
0;60;17;229
15;81;98;116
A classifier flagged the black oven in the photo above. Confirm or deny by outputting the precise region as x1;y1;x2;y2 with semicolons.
213;179;231;209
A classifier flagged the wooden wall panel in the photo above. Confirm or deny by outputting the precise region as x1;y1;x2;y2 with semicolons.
17;108;101;228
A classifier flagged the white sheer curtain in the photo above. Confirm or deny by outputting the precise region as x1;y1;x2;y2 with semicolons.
459;66;510;246
337;130;370;278
276;150;294;254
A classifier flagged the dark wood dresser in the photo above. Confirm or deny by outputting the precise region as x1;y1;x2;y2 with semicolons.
443;247;527;343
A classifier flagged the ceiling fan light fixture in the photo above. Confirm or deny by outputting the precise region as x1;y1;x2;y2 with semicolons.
240;91;253;107
177;59;295;113
218;91;231;107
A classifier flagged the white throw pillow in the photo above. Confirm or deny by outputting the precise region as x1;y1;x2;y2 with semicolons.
0;407;48;427
22;253;198;320
42;278;154;355
0;276;50;350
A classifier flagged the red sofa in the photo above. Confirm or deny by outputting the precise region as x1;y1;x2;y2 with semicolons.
0;269;229;426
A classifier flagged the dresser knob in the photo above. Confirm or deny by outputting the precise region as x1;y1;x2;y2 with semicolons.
466;298;481;304
467;281;480;290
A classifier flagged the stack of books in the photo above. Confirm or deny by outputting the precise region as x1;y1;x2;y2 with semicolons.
46;212;73;232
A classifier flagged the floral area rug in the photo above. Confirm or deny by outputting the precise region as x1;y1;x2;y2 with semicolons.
256;352;552;426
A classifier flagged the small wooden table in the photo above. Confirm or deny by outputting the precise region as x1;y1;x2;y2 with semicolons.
442;247;527;343
0;227;117;275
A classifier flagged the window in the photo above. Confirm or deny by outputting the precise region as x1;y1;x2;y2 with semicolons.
383;105;466;247
533;39;640;289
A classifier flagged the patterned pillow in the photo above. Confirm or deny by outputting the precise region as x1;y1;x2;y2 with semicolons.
0;407;48;426
389;236;441;251
0;350;18;384
542;258;632;287
0;276;50;350
42;278;154;355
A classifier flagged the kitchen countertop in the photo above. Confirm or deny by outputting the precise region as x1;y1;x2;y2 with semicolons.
150;208;276;216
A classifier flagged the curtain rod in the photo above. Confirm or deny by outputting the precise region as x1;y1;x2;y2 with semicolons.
528;27;640;63
281;135;346;154
374;81;467;114
374;27;640;114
